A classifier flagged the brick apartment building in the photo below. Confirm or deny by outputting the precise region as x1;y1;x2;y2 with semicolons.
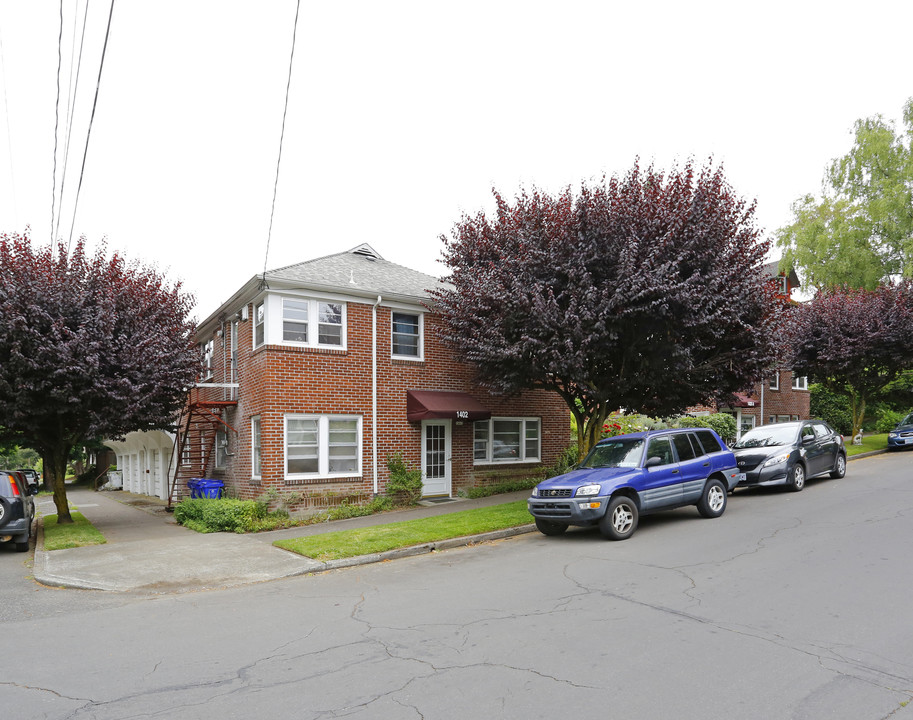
106;245;570;509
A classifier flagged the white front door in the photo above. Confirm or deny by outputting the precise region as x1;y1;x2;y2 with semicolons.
421;420;451;497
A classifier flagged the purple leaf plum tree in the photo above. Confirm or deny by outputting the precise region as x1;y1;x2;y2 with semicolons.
0;232;200;522
789;283;913;439
433;161;786;456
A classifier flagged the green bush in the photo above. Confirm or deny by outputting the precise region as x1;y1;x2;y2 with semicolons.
385;452;423;506
675;413;737;444
174;498;268;533
810;383;853;435
546;444;579;477
464;476;541;499
875;408;909;434
326;496;393;520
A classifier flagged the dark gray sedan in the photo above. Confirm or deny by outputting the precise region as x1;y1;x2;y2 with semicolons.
732;420;846;492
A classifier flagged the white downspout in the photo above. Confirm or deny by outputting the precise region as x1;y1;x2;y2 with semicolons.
372;295;382;495
760;380;765;428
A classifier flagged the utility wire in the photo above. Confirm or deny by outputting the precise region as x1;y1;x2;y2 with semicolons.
262;0;302;284
67;0;114;254
51;0;63;243
55;0;91;243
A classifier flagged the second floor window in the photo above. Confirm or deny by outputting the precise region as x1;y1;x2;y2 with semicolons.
270;296;345;348
318;303;343;345
283;299;309;342
769;372;780;391
792;374;808;391
392;312;422;358
201;339;213;380
254;303;265;347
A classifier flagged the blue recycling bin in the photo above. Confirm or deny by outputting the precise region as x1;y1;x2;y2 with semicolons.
196;479;224;499
187;478;202;498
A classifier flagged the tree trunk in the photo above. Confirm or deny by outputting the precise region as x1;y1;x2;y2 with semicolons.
850;391;866;441
47;445;73;524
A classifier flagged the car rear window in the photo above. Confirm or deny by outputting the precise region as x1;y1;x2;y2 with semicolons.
672;433;697;461
0;472;13;496
694;430;722;454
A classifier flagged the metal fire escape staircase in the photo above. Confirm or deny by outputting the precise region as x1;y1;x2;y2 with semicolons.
167;384;238;509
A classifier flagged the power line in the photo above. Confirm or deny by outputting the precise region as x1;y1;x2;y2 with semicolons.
51;0;63;243
67;0;114;254
263;0;302;280
55;0;91;243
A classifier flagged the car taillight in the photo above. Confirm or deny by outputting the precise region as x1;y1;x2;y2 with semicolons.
9;476;21;496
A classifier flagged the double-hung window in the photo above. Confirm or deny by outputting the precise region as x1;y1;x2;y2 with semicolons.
285;415;360;478
215;430;228;469
274;296;345;348
392;312;422;358
251;417;262;479
283;299;309;342
318;303;343;345
254;302;265;347
473;417;540;463
201;340;213;381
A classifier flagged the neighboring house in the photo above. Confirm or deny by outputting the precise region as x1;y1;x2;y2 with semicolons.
107;244;569;509
693;260;810;438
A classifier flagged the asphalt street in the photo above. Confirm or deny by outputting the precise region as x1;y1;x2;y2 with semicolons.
2;450;912;719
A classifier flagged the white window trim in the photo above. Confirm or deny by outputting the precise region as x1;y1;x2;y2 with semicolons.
792;374;808;391
265;293;347;350
769;372;780;391
201;339;214;381
284;414;362;479
251;416;262;480
473;417;541;465
776;276;788;295
391;311;424;360
254;302;265;349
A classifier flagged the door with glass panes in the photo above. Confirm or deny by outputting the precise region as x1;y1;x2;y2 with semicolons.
421;420;451;497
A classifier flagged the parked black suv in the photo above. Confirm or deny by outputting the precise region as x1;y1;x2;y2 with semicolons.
0;470;37;552
732;420;846;492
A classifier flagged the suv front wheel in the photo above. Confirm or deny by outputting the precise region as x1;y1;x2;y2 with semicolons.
599;496;639;541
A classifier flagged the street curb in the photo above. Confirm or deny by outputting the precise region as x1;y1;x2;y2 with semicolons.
288;523;538;576
847;449;887;461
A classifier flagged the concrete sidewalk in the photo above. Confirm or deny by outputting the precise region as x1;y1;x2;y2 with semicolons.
32;487;535;594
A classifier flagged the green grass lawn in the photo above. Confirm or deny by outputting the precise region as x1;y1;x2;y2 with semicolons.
846;433;888;456
274;500;534;561
43;512;107;550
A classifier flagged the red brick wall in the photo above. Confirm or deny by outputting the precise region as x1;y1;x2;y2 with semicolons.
200;299;570;507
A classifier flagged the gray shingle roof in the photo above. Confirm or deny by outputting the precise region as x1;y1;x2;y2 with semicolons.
265;244;446;301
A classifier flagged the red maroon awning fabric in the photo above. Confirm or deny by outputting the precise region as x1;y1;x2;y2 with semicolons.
730;392;759;408
406;390;492;422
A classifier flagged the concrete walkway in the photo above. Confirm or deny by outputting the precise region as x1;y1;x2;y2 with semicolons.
31;487;534;594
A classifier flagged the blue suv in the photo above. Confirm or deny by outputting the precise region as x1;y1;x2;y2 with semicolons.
528;428;740;540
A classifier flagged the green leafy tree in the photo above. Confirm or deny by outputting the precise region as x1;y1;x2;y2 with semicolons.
789;283;913;438
777;98;913;289
434;161;787;457
0;232;200;522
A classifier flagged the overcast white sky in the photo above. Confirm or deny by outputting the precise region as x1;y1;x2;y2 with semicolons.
0;1;910;318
